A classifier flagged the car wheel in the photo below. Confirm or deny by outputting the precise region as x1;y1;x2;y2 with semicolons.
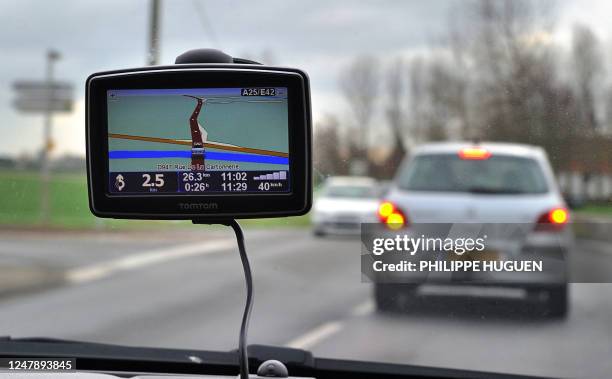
546;284;568;318
374;284;398;312
313;228;326;237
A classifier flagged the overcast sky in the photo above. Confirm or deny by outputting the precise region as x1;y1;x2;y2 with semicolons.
1;0;611;157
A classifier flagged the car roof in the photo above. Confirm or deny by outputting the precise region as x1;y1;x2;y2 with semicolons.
412;141;546;159
324;176;378;186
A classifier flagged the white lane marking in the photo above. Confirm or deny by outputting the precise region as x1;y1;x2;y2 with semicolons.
286;321;344;350
66;239;235;284
285;300;374;350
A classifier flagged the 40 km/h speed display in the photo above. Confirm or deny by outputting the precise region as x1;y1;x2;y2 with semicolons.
107;87;290;195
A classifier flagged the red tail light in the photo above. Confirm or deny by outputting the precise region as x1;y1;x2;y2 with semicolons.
378;201;408;230
535;207;569;231
458;147;491;160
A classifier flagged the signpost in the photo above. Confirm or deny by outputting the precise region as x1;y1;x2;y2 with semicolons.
13;82;73;112
12;50;73;224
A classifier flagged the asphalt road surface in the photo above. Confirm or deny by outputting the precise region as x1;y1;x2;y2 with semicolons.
0;228;611;378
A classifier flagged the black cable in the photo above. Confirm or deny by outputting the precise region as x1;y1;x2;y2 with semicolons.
192;218;253;378
229;219;253;379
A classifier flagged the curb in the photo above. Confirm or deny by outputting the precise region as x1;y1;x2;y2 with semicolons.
572;215;612;243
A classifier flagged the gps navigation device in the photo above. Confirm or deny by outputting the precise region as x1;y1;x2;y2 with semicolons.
86;63;311;220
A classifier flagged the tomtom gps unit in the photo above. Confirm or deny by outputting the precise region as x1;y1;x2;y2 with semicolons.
86;61;311;220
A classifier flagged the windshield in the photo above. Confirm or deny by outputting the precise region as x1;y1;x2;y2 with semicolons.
1;1;612;378
398;154;549;194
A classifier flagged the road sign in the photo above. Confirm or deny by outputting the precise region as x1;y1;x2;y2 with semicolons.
13;98;73;112
12;80;73;113
13;80;73;94
12;50;69;225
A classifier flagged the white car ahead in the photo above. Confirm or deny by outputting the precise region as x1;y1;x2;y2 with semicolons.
312;176;380;236
377;142;572;317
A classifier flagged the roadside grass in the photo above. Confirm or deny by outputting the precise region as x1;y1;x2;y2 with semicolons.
0;170;310;230
575;204;612;218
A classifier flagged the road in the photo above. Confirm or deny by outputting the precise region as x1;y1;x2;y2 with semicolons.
184;95;206;168
0;228;611;378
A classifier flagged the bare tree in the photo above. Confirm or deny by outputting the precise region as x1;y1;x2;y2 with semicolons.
445;0;561;145
605;88;612;134
446;10;475;139
572;24;603;130
313;115;346;179
403;56;468;143
438;0;586;171
408;57;427;143
384;57;407;168
339;56;379;154
425;59;473;141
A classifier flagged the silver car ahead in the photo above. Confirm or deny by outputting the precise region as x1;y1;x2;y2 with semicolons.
377;142;572;317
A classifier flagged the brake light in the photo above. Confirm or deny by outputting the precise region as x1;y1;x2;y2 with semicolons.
535;207;569;231
378;201;407;230
378;202;394;221
459;147;491;160
549;208;569;224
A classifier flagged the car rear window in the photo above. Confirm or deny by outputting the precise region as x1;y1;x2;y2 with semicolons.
324;185;378;198
397;154;549;194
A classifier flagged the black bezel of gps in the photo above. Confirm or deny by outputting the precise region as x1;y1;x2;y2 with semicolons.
86;65;311;220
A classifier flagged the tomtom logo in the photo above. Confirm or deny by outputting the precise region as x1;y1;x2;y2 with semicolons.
178;202;219;210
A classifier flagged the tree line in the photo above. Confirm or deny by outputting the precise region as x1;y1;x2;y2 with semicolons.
315;0;612;181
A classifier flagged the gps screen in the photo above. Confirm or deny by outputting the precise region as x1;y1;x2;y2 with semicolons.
106;88;290;195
